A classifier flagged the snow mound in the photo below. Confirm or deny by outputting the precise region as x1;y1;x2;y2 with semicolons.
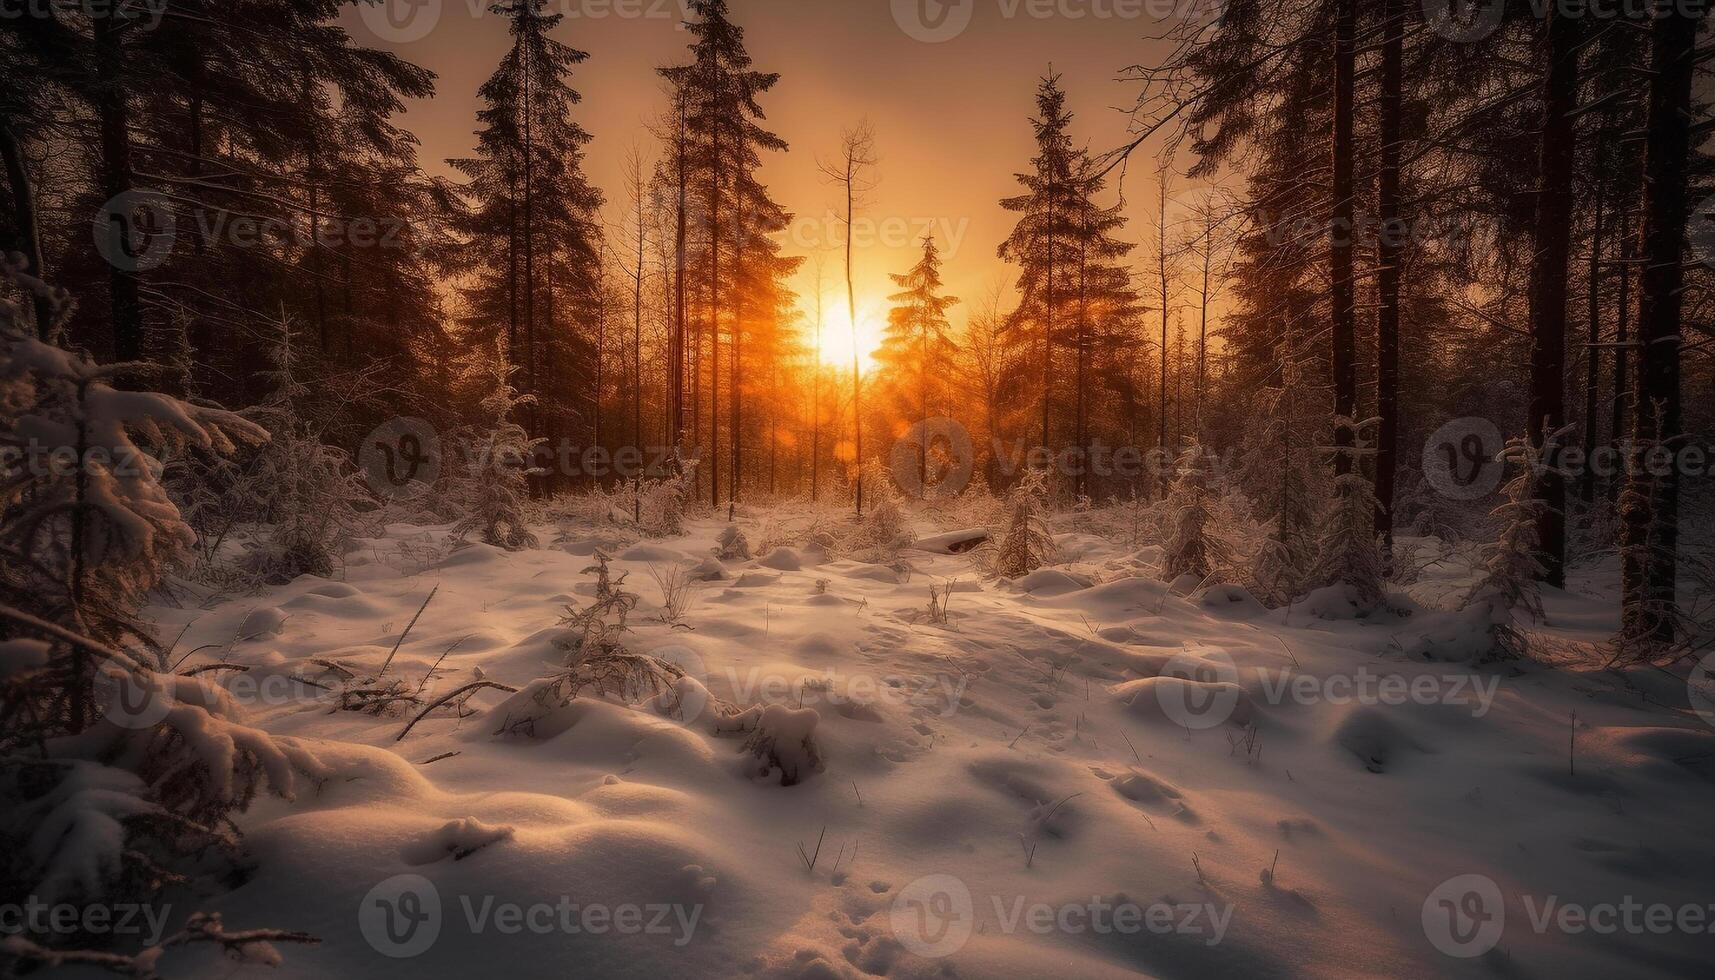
911;527;989;554
238;606;288;639
400;817;516;864
757;547;803;570
1111;676;1255;728
1328;704;1430;773
1198;584;1267;618
1013;568;1094;596
621;543;681;562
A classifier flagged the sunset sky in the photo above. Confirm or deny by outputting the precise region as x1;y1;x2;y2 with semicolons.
342;0;1210;344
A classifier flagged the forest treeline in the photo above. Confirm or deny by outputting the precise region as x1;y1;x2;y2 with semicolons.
2;0;1711;658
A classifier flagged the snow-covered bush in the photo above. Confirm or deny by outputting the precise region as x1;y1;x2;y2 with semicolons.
636;454;697;537
1160;441;1229;584
1251;461;1319;606
0;256;266;647
0;257;320;951
1309;419;1387;614
716;703;824;786
1467;430;1565;622
238;312;372;584
975;467;1057;578
450;340;544;551
715;522;752;560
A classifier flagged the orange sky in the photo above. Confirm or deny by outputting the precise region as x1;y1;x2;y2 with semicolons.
343;0;1217;339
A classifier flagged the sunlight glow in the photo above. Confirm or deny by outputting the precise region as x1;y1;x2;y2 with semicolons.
816;301;885;372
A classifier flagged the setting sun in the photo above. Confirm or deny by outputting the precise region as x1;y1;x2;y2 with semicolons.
815;301;886;372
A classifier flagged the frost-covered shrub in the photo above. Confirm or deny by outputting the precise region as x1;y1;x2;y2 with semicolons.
1309;418;1387;614
1161;442;1229;584
450;340;543;551
715;523;752;561
1467;431;1563;622
1251;462;1318;606
0;256;267;647
716;703;824;786
975;467;1057;578
0;258;320;951
636;456;697;537
238;312;372;584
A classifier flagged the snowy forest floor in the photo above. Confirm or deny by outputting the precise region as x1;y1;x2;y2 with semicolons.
124;504;1714;979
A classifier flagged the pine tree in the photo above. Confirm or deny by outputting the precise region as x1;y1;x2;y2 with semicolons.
450;0;603;471
659;0;795;506
878;235;959;491
452;339;544;551
1310;418;1386;614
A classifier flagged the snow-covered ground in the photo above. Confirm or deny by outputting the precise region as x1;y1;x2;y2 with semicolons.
135;508;1715;979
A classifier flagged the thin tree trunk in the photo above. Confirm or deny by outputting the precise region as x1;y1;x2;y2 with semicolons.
1374;0;1403;557
1329;0;1357;476
93;15;142;364
846;167;861;515
1620;2;1701;650
1579;187;1605;505
1527;4;1579;587
1608;208;1632;504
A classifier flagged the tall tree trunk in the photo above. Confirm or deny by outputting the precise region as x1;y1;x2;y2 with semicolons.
1329;0;1357;476
1527;5;1580;587
1608;208;1633;504
730;204;743;504
811;277;822;502
673;91;689;451
634;186;645;521
1044;172;1056;456
1156;177;1169;460
1619;2;1701;651
93;16;142;364
1579;187;1605;505
846;167;861;516
521;35;539;446
1374;0;1404;557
